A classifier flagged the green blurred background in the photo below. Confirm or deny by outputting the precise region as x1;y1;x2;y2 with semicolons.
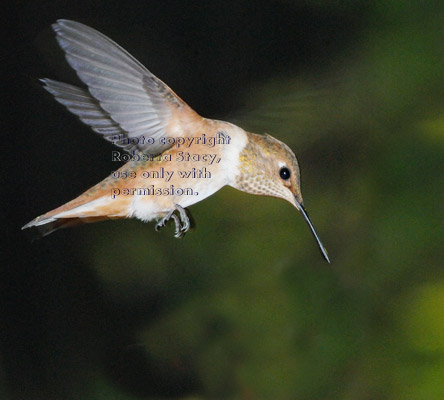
4;0;444;399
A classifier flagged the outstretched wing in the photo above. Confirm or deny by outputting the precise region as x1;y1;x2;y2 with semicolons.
47;19;200;155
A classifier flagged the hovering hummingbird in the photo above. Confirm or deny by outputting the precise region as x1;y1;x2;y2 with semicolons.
22;20;330;263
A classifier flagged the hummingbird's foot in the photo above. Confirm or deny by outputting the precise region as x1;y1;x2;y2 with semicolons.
154;204;191;238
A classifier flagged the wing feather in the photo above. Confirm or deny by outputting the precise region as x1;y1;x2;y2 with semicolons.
45;19;199;155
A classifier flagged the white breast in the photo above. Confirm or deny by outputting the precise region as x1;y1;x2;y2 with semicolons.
128;122;248;222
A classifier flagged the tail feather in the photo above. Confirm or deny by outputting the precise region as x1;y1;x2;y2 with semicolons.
22;162;132;238
22;188;129;238
22;215;111;239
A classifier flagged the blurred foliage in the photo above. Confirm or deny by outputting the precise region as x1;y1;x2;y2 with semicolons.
7;0;444;399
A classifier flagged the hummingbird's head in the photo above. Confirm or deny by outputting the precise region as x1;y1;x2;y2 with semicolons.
235;132;330;262
235;133;303;204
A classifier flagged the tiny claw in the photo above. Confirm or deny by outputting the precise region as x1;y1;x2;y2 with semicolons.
155;209;174;231
171;213;182;237
174;203;191;232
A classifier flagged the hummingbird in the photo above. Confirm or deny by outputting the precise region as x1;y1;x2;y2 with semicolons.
22;20;330;263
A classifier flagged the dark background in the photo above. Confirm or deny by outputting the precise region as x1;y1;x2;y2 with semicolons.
4;1;444;399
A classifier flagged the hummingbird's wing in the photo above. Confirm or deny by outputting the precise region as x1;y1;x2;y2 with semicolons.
231;78;340;148
45;19;199;156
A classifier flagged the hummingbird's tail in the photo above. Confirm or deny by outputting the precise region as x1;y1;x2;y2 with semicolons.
22;186;130;238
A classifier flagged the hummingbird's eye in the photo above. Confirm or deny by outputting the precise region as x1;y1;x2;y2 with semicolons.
279;167;291;180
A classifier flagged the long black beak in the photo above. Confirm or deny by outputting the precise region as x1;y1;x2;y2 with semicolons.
294;199;330;263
